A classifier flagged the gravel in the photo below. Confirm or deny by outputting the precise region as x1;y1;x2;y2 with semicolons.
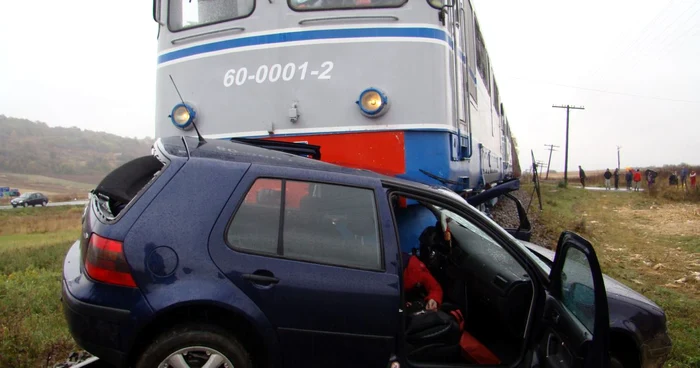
490;188;557;249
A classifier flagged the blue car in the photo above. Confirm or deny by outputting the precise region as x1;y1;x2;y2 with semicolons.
63;136;613;368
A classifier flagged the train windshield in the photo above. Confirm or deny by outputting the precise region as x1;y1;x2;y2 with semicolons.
288;0;406;11
168;0;254;31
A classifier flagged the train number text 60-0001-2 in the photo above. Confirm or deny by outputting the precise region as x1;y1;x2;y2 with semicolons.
223;61;334;87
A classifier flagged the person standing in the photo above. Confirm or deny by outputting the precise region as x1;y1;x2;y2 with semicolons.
604;169;612;190
625;169;633;190
633;169;642;191
680;167;689;190
579;165;587;188
690;170;697;190
613;168;620;190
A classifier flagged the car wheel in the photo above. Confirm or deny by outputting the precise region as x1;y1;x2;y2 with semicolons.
135;324;252;368
610;351;639;368
12;205;17;208
42;201;47;207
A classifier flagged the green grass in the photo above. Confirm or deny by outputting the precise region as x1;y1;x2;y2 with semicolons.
0;207;81;368
528;182;700;367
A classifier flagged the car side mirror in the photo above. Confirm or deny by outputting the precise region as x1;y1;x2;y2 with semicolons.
549;231;610;368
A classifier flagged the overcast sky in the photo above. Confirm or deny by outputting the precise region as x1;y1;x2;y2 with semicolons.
1;0;698;171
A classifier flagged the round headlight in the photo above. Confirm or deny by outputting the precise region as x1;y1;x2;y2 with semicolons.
356;88;389;117
170;103;196;130
427;0;445;9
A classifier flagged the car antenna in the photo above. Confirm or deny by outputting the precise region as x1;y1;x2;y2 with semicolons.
169;74;207;147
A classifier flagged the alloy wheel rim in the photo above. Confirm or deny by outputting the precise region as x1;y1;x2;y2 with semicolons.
158;346;233;368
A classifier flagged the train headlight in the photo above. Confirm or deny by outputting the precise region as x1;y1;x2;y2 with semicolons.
356;88;389;118
427;0;450;9
170;103;196;130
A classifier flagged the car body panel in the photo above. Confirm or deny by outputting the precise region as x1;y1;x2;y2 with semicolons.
208;164;401;367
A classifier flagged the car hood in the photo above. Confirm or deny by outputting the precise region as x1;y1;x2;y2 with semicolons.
522;241;663;312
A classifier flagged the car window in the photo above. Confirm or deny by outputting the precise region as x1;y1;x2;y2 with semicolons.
283;181;381;270
436;206;502;249
227;178;282;255
561;248;596;333
227;178;382;270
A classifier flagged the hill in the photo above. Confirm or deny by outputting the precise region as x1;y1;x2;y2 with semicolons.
0;115;154;184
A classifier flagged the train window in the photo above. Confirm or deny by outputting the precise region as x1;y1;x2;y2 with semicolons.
289;0;407;11
475;19;491;96
465;1;477;102
168;0;255;32
493;78;500;113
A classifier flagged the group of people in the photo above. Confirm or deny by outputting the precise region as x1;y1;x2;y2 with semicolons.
579;165;697;191
669;167;697;190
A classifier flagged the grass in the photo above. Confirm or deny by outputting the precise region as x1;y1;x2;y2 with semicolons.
528;182;700;367
0;206;83;368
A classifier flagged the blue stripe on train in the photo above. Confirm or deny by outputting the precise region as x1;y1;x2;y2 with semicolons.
399;130;472;190
159;27;453;64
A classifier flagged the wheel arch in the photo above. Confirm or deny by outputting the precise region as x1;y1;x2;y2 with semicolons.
610;327;641;367
127;301;277;368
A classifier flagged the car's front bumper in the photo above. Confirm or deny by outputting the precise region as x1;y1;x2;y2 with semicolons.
641;333;673;368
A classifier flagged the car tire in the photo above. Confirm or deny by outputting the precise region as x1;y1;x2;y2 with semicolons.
610;350;639;368
135;324;252;368
12;205;17;208
42;201;47;207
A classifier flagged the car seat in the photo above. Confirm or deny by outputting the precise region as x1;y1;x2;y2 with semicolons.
404;307;463;363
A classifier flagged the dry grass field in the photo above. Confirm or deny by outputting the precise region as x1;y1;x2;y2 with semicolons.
527;182;700;366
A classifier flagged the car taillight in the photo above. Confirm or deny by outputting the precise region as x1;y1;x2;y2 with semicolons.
85;234;136;288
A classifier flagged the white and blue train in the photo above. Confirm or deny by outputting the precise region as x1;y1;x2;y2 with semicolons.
152;0;519;193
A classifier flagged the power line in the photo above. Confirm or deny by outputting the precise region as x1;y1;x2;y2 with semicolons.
504;76;700;104
628;2;700;71
587;0;676;79
646;9;700;64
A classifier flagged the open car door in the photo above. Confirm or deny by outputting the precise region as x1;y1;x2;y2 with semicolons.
537;231;610;368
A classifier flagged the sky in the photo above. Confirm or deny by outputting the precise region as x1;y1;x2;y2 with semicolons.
1;0;698;171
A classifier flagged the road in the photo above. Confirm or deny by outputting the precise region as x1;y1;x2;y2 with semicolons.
0;200;88;210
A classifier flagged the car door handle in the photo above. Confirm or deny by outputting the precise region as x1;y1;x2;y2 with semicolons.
242;271;279;286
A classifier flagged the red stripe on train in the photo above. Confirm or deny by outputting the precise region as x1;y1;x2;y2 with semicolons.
262;131;406;176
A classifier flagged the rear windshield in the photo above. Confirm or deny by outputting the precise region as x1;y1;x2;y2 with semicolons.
93;155;165;220
168;0;255;31
289;0;406;11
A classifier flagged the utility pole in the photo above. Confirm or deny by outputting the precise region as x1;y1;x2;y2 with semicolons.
617;146;621;170
536;161;546;175
544;144;559;179
552;104;585;186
